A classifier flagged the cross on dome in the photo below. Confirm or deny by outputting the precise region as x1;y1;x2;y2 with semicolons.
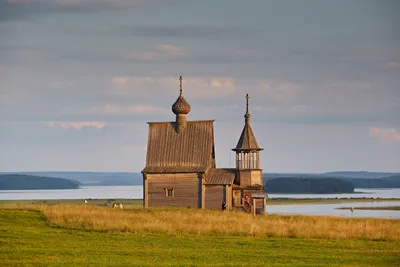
172;76;191;116
179;76;183;96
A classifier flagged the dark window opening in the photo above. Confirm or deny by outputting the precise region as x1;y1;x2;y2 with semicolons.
165;188;174;197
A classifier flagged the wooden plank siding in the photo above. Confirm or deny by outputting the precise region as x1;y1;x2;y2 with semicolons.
250;170;262;186
236;170;263;187
146;173;202;208
205;185;225;210
226;185;233;210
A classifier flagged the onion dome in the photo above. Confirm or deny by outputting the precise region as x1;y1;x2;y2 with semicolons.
172;76;191;115
172;95;191;115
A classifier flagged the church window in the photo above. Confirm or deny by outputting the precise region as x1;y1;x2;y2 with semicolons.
165;188;174;197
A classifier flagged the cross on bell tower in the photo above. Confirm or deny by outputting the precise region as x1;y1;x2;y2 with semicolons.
245;93;249;113
244;93;250;125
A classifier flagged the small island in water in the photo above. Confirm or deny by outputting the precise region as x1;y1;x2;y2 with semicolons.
0;174;80;190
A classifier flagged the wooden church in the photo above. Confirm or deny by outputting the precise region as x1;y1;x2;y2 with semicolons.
142;76;266;211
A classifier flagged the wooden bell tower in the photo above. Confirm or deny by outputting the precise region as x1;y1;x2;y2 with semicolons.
232;94;264;188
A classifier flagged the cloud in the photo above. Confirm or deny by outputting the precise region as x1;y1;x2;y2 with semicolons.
48;80;74;89
256;80;302;101
4;0;161;9
326;81;371;91
83;104;169;116
111;77;131;86
0;66;6;78
184;77;236;99
44;121;107;129
120;25;254;38
109;76;237;100
128;44;186;61
210;79;235;88
154;44;184;56
369;127;400;143
0;0;169;21
383;61;400;70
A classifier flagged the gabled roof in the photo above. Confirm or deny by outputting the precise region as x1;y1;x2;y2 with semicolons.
232;124;263;151
205;168;235;185
142;120;215;173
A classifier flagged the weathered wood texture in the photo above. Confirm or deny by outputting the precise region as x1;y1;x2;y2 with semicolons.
226;185;233;210
233;189;242;206
236;170;263;187
146;173;201;208
205;185;225;210
143;174;148;208
143;120;215;173
205;168;235;185
250;170;262;186
232;123;263;151
254;198;264;214
242;189;264;197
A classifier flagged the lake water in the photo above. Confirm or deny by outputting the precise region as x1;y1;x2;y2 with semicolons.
0;186;143;200
1;186;399;219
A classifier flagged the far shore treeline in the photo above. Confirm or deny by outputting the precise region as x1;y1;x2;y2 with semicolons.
0;171;399;193
265;178;354;194
0;174;79;190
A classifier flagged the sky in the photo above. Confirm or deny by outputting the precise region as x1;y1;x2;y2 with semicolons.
0;0;399;173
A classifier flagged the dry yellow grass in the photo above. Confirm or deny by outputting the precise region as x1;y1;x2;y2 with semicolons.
3;204;400;240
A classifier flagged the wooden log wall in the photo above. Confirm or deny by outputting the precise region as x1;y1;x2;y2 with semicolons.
250;170;262;186
236;170;263;187
146;173;200;208
205;185;225;210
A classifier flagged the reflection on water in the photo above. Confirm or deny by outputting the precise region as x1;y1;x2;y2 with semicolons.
0;186;399;219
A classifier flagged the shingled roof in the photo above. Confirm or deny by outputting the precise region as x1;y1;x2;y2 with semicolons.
142;120;215;173
232;93;263;152
205;168;235;185
232;123;263;151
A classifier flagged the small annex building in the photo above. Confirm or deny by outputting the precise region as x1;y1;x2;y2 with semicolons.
142;76;265;211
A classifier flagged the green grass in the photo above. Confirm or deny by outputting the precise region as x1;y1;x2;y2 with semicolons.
0;209;399;266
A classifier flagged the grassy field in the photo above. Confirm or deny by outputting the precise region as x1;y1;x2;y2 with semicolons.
338;206;400;211
14;204;397;240
0;208;399;266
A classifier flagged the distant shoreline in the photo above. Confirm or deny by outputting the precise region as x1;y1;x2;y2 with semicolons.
1;197;400;206
337;206;400;211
